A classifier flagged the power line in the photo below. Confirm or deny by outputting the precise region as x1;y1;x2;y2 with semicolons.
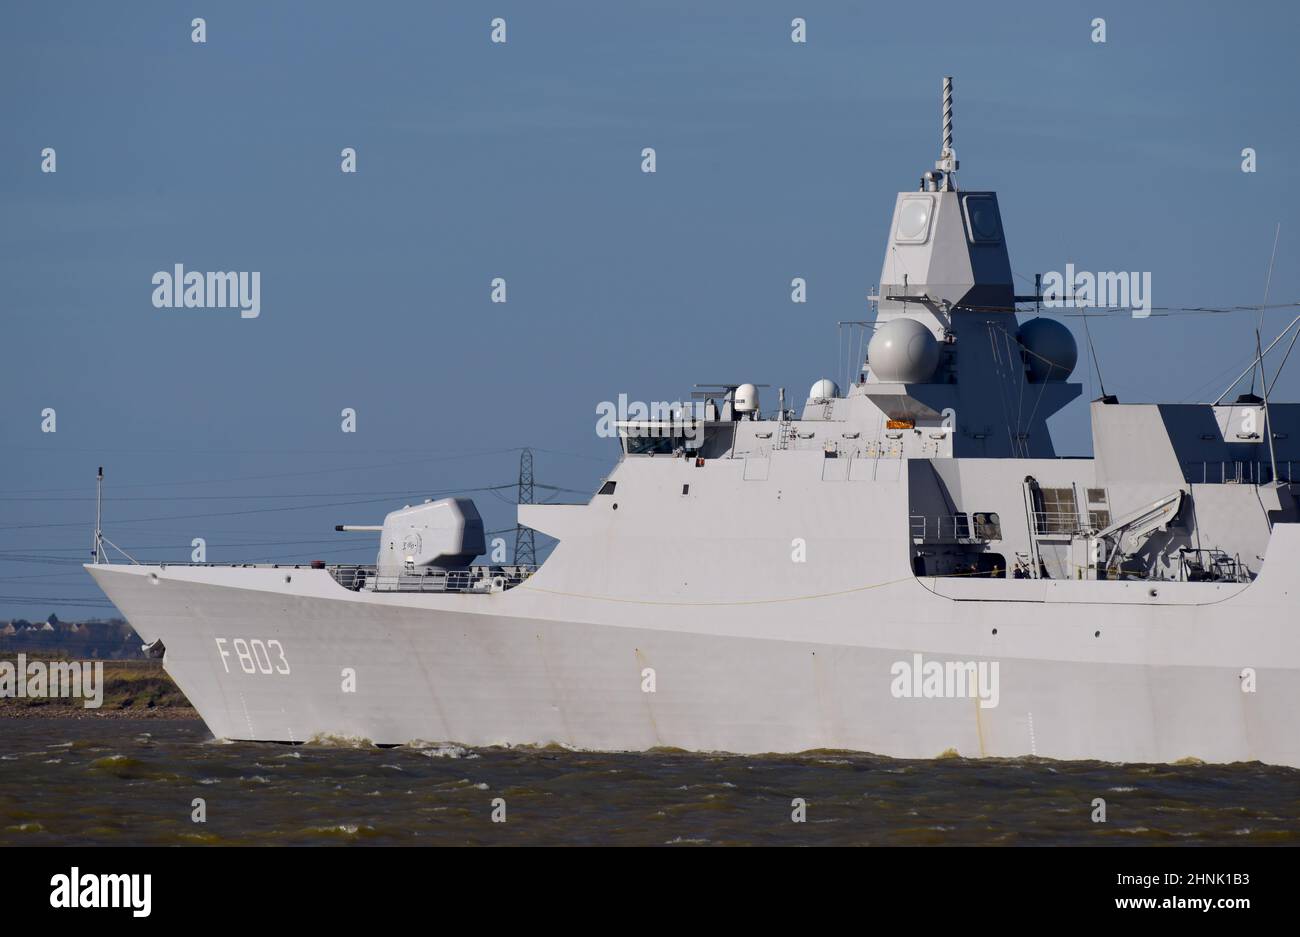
0;573;88;582
0;450;524;495
0;486;523;502
0;445;609;495
0;596;115;608
0;485;511;531
1;451;590;612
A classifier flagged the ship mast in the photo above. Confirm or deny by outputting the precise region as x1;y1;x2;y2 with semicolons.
89;466;140;565
936;76;958;189
92;465;103;565
1258;224;1281;487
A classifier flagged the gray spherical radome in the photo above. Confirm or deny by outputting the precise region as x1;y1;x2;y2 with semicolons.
1016;317;1077;382
867;318;941;383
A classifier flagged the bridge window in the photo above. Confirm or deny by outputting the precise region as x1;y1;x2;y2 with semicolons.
1038;487;1078;534
624;435;675;455
1086;488;1110;528
972;512;1002;541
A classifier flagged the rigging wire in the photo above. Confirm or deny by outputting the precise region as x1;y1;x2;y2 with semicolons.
1251;223;1282;395
1266;317;1300;398
960;300;1300;317
1079;308;1108;398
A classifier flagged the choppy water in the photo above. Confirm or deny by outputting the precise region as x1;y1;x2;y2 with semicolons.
0;719;1296;845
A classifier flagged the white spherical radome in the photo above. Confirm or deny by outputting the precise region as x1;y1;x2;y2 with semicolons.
809;378;839;400
867;318;940;384
733;383;760;412
1016;317;1077;382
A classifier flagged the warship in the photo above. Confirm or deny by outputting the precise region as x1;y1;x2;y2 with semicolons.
88;79;1300;766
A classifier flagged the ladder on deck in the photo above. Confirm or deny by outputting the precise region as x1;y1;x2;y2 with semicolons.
777;414;795;450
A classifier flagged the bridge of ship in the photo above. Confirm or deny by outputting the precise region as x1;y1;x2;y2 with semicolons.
608;392;1299;587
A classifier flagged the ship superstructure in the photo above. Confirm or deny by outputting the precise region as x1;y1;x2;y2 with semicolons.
87;80;1300;766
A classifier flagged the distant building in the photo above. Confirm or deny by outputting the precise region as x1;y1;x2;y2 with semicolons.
2;616;144;659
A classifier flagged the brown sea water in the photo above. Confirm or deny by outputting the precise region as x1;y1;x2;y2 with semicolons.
1;719;1296;846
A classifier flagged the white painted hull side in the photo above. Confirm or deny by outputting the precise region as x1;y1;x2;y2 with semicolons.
86;530;1300;766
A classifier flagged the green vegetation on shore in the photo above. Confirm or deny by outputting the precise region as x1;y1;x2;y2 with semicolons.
0;658;194;716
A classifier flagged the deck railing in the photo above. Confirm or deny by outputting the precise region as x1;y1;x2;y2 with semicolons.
1027;511;1114;537
1182;461;1295;485
910;513;1002;542
328;564;536;594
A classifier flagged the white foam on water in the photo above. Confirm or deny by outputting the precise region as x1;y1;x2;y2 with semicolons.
407;740;479;759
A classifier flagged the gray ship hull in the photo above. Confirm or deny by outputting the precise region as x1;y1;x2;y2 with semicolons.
86;525;1300;766
79;78;1300;768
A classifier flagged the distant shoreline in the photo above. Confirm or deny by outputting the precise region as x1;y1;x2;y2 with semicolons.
0;658;196;718
0;705;199;720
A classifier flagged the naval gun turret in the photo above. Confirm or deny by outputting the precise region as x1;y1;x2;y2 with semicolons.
338;497;486;577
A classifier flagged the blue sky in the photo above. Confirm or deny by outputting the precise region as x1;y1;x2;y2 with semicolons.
2;0;1298;618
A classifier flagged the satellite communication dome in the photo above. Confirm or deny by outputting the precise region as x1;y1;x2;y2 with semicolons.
733;383;759;412
809;378;839;400
1016;317;1077;382
867;318;940;383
